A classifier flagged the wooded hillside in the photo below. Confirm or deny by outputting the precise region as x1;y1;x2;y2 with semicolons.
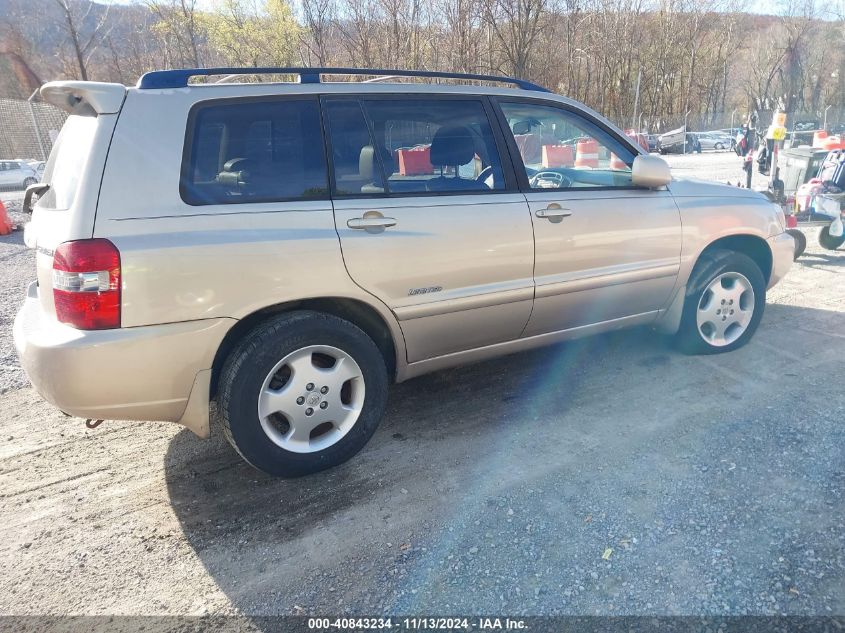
1;0;843;131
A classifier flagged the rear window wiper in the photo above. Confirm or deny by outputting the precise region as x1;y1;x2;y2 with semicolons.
23;183;49;214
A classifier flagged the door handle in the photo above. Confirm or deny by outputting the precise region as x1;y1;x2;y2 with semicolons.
535;204;572;221
347;216;397;232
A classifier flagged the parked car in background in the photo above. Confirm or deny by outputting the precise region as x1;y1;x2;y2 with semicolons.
0;160;39;190
696;131;734;151
645;134;659;152
657;127;702;154
15;67;794;478
31;161;46;180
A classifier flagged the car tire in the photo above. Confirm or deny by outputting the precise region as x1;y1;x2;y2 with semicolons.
787;228;806;260
714;142;723;151
217;310;389;477
23;177;36;188
674;249;766;355
818;226;845;251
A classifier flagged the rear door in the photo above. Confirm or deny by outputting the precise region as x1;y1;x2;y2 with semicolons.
324;95;535;363
495;98;682;337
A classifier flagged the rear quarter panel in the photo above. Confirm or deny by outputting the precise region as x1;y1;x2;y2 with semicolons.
95;89;405;359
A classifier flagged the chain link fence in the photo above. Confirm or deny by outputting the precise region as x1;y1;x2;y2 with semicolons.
0;97;68;162
647;107;845;135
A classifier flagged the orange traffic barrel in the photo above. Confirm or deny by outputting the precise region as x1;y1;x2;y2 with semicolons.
813;130;829;148
609;153;627;170
575;138;599;168
542;144;574;168
0;200;13;236
821;135;845;150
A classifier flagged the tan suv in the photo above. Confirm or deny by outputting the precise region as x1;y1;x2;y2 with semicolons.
14;68;795;477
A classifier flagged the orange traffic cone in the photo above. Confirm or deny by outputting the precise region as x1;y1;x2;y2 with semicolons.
0;200;14;236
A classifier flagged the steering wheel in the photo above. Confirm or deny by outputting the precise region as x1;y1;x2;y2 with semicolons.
476;165;496;188
529;171;572;189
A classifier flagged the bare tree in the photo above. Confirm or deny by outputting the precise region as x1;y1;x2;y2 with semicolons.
52;0;111;81
301;0;336;65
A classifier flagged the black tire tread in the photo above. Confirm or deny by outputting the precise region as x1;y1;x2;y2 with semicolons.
674;248;766;355
819;226;845;251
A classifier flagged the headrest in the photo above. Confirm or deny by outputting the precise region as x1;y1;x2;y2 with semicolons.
359;146;376;180
430;126;475;167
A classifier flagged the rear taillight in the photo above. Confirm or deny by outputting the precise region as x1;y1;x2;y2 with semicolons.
52;239;121;330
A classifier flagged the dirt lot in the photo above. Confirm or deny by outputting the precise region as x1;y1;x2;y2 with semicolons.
1;152;843;617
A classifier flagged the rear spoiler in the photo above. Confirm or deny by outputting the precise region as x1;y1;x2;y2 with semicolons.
39;81;126;116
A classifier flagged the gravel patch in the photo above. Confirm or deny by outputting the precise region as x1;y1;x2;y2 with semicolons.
0;191;33;394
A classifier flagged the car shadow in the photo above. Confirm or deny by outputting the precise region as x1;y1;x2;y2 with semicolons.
798;249;845;268
164;302;845;616
165;325;669;518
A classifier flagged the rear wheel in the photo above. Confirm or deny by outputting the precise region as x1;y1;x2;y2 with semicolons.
217;311;389;477
675;249;766;355
715;142;724;151
819;226;845;251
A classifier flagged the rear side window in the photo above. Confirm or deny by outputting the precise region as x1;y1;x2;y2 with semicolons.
36;115;98;210
323;97;506;196
182;98;329;205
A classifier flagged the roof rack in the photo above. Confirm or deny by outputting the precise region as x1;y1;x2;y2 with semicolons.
136;67;550;92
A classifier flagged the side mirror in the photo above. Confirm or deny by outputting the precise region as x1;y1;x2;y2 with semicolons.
632;154;671;188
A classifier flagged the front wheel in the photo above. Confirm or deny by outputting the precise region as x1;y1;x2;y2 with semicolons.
674;249;766;355
23;177;36;188
715;142;724;151
217;311;389;477
819;226;845;251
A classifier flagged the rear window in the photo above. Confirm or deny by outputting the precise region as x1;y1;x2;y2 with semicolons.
36;115;98;210
181;98;329;205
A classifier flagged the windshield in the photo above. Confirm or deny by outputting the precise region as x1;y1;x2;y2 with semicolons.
36;115;98;211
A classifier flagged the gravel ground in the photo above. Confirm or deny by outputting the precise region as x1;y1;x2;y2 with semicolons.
0;191;31;394
0;153;843;617
661;150;769;190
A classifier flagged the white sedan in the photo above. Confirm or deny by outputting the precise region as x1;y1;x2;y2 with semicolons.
0;160;39;190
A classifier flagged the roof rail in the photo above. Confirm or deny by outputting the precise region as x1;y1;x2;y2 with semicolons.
136;67;550;92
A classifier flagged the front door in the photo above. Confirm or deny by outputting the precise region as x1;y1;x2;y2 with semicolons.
496;99;682;336
323;95;535;363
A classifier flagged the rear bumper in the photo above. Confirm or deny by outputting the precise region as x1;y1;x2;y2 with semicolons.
767;231;794;288
13;281;233;433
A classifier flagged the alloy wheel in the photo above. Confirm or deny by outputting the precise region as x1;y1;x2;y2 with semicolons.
257;345;365;453
695;272;755;347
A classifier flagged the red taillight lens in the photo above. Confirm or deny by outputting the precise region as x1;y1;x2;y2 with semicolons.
52;239;121;330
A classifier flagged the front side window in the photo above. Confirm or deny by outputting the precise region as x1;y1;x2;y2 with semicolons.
324;97;506;196
499;101;637;190
182;98;329;205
